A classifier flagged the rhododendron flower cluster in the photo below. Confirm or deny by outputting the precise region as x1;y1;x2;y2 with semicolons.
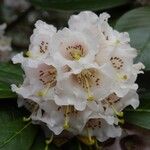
11;11;144;143
0;23;12;62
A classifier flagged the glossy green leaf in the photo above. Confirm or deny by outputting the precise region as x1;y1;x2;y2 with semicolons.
30;0;129;11
0;63;23;99
0;104;38;150
115;7;150;70
124;111;150;130
0;82;16;98
124;91;150;129
0;63;23;84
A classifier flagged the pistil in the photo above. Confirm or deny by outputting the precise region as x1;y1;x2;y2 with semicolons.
84;76;94;101
63;106;70;129
87;128;95;145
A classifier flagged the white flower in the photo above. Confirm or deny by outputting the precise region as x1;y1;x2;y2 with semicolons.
101;90;139;115
54;67;111;111
51;27;100;74
12;20;56;67
96;13;144;98
0;23;12;62
12;63;57;102
96;43;144;97
68;11;106;58
11;11;144;142
98;13;130;45
80;118;121;142
31;100;93;135
99;90;139;126
68;11;99;35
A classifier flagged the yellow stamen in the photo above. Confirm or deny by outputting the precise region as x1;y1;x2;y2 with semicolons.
118;118;125;124
87;96;94;101
72;52;81;60
78;136;95;146
63;118;70;129
116;40;120;44
36;91;44;96
36;84;51;97
111;105;124;117
87;129;95;145
84;76;94;101
26;50;42;58
23;117;31;122
63;106;70;129
117;73;128;81
123;75;128;80
26;51;32;57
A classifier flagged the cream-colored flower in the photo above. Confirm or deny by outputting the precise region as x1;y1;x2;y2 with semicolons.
68;11;99;37
31;100;93;135
12;63;57;102
96;43;144;97
101;90;139;116
98;13;130;45
12;20;56;67
81;118;121;142
54;67;111;111
51;27;99;74
11;11;144;142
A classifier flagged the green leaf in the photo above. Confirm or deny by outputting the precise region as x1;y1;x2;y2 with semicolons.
124;111;150;130
0;82;16;98
0;63;23;84
0;63;23;99
0;104;38;150
30;0;129;11
115;7;150;70
124;91;150;129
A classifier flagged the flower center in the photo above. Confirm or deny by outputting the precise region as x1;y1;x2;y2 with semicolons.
85;119;101;129
39;41;49;54
26;40;49;58
64;44;87;61
72;69;101;101
102;93;120;107
110;57;124;70
117;73;128;81
83;119;101;145
39;66;57;86
62;65;72;73
57;106;78;129
102;93;123;117
37;65;57;96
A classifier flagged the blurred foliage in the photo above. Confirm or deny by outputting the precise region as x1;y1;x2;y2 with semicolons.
29;0;130;11
115;7;150;70
0;102;38;150
0;0;150;150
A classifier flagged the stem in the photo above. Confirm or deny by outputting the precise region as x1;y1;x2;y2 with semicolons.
0;121;32;148
45;144;49;150
44;134;54;150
